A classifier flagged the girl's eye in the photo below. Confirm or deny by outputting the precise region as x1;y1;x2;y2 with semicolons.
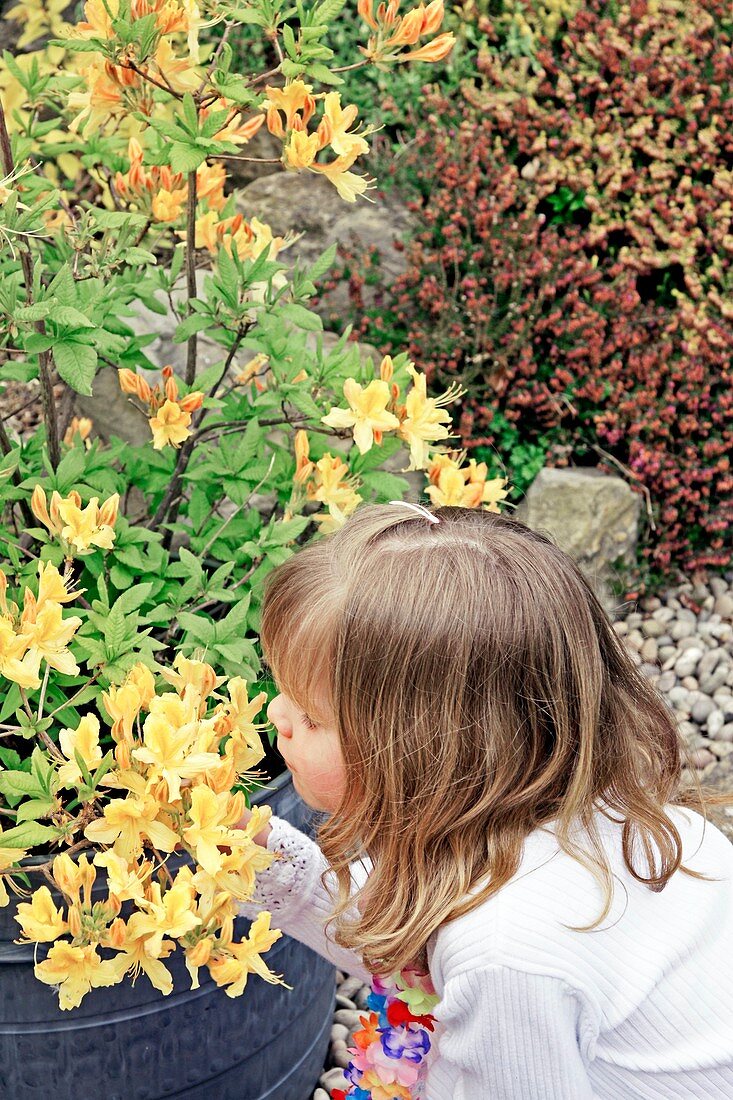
300;711;317;730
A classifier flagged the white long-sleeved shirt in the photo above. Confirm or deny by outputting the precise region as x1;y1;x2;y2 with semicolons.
239;806;733;1098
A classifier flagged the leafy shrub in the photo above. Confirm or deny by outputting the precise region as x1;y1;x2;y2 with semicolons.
338;0;733;582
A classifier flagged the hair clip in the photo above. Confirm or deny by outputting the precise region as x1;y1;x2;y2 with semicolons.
389;500;440;524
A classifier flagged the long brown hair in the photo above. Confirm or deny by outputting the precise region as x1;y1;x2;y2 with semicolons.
259;503;708;974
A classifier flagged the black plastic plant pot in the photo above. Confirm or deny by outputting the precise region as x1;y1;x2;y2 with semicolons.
0;770;335;1099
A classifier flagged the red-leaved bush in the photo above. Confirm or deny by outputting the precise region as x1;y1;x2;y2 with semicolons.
339;0;733;581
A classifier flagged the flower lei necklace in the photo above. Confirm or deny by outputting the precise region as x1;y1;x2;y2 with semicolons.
333;968;439;1100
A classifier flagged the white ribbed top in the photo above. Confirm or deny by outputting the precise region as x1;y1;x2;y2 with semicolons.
239;806;733;1098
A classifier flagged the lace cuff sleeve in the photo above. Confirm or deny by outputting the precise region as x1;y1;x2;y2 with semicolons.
240;815;331;919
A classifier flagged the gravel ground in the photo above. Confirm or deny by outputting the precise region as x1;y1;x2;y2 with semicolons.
312;570;733;1098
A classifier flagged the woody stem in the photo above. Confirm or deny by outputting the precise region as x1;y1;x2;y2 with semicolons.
185;169;198;386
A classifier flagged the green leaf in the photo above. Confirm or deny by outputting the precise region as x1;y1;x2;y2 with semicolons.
182;92;199;134
306;62;343;85
30;747;54;796
52;341;97;395
168;142;207;174
173;314;212;342
0;770;44;807
281;302;323;332
306;243;338;282
0;821;59;848
15;798;56;823
47;305;95;329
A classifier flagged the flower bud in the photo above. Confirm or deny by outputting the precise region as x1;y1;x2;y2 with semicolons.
107;917;127;948
118;369;140;395
187;938;212;967
98;493;120;528
379;355;394;383
358;0;379;30
266;104;284;138
31;484;52;530
421;0;444;35
179;391;204;413
165;375;179;403
67;906;82;938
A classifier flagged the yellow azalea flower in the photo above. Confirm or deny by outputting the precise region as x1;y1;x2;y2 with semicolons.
103;682;143;744
208;911;283;997
183;786;249;877
284;129;320;170
128;663;156;709
151;187;187;222
107;913;176;994
56;493;119;554
58;714;103;788
149;400;192;449
15;886;68;942
211;679;266;774
425;453;509;511
397;365;461;470
52;852;95;905
311;152;374;203
134;874;201;959
75;0;119;38
151;37;201;94
322;379;400;454
67;58;127;135
35;942;123;1010
190;812;274;906
20;601;82;677
264;81;315;131
36;561;81;609
159;652;223;703
133;696;221;803
318;93;370;158
84;792;179;862
93;850;152;904
0;616;41;689
0;826;27;908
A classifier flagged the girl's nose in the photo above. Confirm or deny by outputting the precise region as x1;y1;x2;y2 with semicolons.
267;694;292;737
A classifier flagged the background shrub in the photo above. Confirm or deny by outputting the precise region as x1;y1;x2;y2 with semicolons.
333;0;733;584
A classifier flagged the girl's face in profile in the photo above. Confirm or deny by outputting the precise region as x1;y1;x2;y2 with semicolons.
267;687;346;813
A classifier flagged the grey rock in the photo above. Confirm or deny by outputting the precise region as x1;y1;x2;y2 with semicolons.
639;662;660;680
688;747;716;768
658;645;677;662
674;649;703;678
641;619;665;638
335;993;357;1010
707;710;725;739
320;1068;349;1092
710;576;729;598
333;1008;361;1027
640;637;658;663
338;976;366;1001
652;607;675;624
714;594;733;619
700;666;731;695
669;620;696;641
698;648;724;678
680;675;699;691
626;629;644;651
516;468;642;605
313;1089;331;1100
692;697;716;724
236;172;413;321
656;670;677;693
330;1024;350;1043
719;723;733;743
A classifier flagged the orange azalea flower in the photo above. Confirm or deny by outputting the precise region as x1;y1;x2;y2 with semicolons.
63;416;93;447
293;430;315;485
151;187;187;222
265;81;316;132
285;130;320;170
400;31;455;62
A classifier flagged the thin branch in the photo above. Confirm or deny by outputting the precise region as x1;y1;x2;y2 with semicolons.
201;453;275;557
120;60;183;99
185;169;198;386
36;664;51;721
0;100;60;471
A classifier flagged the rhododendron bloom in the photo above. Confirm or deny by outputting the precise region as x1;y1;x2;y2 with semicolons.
107;914;176;994
399;31;455;62
58;714;103;787
160;652;223;702
149;400;192;449
0;616;40;689
15;886;68;942
56;493;119;553
20;601;82;677
84;793;179;861
265;81;316;131
208;911;282;997
397;366;461;469
36;561;81;609
133;704;220;802
322;379;400;453
93;850;152;904
35;942;122;1010
318;94;370;158
151;187;187;222
134;876;201;958
285;129;320;170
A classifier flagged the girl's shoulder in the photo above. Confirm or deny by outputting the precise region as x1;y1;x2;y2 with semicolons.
429;806;733;1002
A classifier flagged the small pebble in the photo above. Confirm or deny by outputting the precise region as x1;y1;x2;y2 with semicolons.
335;994;357;1010
320;1068;349;1092
333;1008;361;1027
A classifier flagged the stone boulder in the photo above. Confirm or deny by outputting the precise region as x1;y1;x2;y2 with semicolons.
236;172;413;320
516;467;642;606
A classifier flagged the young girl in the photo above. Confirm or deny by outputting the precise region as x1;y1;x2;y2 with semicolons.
239;502;733;1099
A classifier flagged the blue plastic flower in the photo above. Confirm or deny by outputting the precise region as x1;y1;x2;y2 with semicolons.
381;1024;432;1062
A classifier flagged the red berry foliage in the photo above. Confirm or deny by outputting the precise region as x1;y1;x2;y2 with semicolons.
345;0;733;579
